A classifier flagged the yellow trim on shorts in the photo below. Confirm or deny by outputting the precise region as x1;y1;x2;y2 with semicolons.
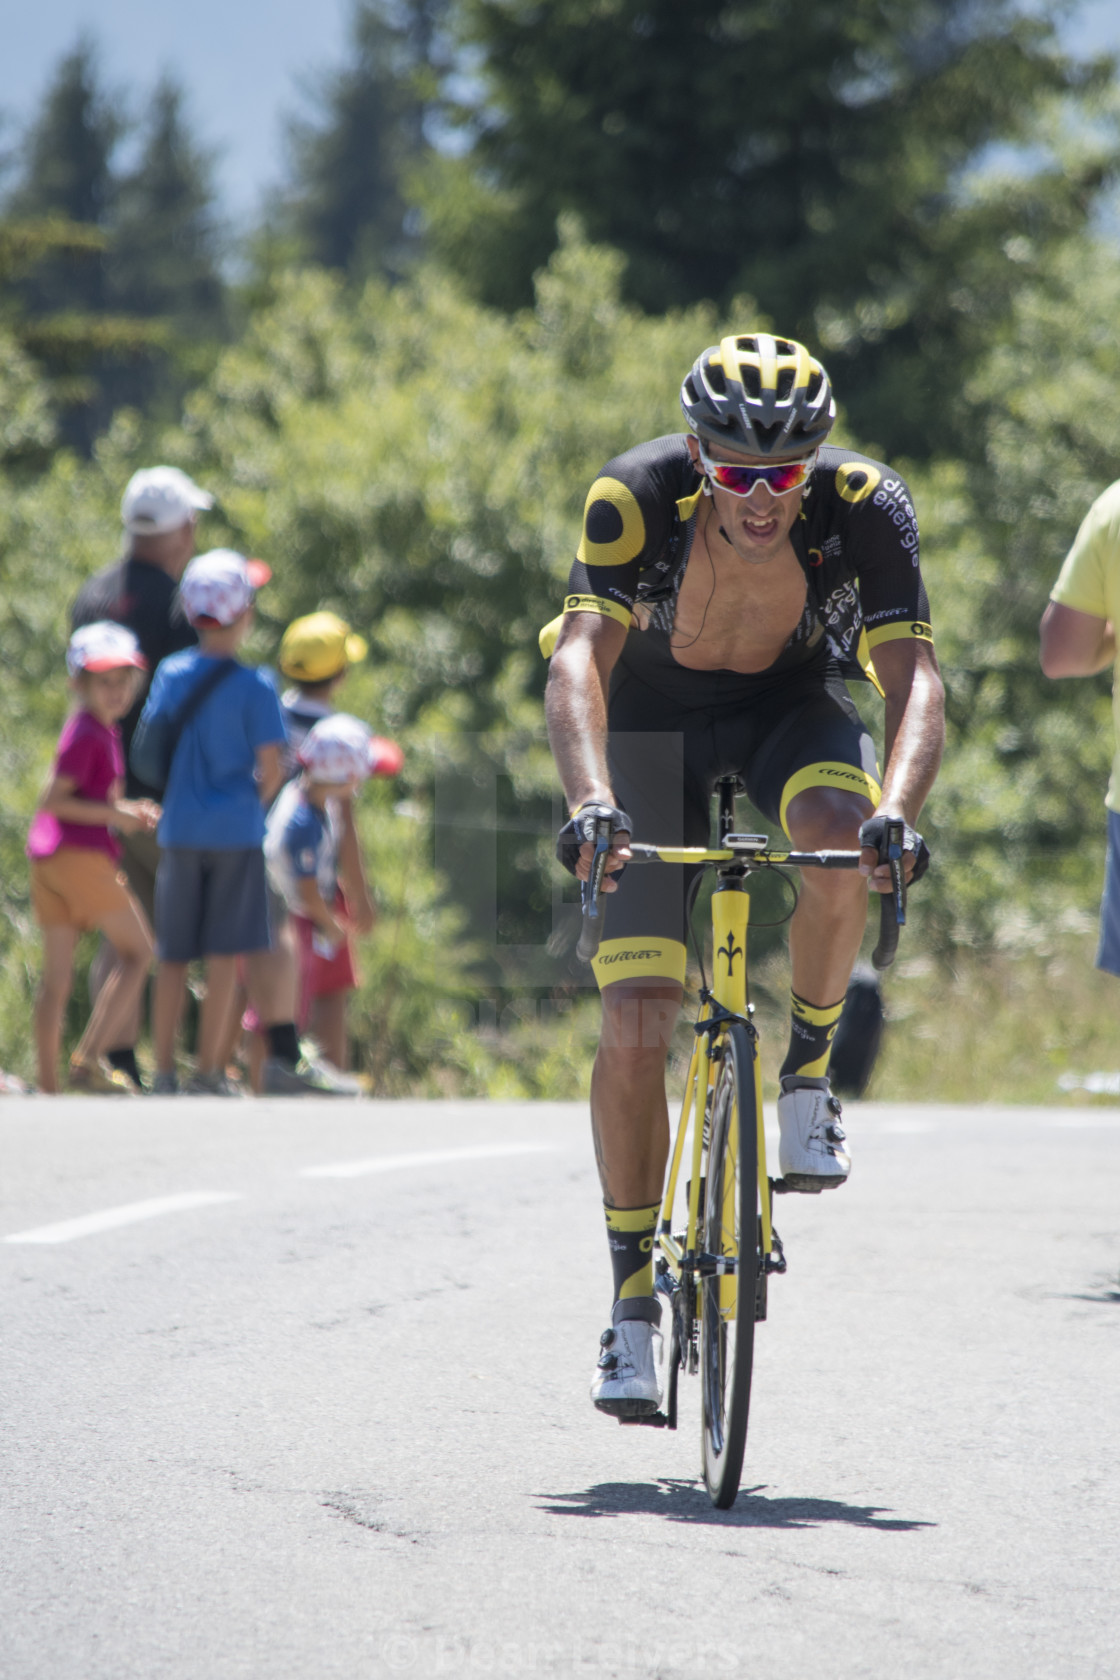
778;761;882;839
591;936;687;989
538;594;633;658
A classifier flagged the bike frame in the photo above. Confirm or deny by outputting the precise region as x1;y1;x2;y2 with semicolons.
656;808;772;1326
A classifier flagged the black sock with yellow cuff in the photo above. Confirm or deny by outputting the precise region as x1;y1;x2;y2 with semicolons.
780;990;845;1084
604;1202;661;1323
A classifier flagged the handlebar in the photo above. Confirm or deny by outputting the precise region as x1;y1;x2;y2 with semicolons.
576;826;907;969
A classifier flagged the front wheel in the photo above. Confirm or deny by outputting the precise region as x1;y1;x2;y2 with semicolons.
700;1022;762;1508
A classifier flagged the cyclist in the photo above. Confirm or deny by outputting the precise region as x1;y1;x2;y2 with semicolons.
544;333;944;1416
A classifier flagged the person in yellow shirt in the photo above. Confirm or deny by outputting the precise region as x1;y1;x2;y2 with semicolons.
1040;481;1120;975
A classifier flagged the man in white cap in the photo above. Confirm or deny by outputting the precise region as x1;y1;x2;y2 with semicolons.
70;466;214;1088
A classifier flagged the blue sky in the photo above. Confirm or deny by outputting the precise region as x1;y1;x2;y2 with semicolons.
2;0;1118;222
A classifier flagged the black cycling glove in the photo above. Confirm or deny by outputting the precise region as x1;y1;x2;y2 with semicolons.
858;814;930;884
556;802;632;877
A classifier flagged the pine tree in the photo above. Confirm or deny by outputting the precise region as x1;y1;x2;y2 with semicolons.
2;47;224;446
2;41;165;449
5;39;119;317
110;78;225;333
106;78;227;414
282;0;449;279
432;0;1119;458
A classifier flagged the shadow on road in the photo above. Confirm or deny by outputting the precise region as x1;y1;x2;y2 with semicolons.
536;1478;935;1531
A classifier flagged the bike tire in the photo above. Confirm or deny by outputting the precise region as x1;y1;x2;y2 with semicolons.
700;1021;761;1509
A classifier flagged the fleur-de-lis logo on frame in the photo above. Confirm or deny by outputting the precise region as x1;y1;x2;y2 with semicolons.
718;932;742;975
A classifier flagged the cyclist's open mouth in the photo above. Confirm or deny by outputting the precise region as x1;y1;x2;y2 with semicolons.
739;511;781;543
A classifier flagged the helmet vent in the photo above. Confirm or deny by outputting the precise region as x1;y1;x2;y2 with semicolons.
740;365;761;399
754;421;784;449
705;362;727;397
806;370;823;402
776;369;795;402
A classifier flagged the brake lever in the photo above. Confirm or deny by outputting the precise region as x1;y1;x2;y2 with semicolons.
581;818;613;920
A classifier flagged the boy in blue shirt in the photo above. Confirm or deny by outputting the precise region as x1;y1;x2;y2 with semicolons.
134;549;336;1096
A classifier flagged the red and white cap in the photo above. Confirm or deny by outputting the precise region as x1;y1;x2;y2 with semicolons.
121;465;214;535
179;548;272;626
298;715;404;784
66;620;148;677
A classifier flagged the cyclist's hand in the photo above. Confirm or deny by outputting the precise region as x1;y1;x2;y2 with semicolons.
557;803;632;892
858;814;930;892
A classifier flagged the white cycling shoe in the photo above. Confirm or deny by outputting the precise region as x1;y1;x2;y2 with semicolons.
590;1302;662;1420
777;1077;851;1192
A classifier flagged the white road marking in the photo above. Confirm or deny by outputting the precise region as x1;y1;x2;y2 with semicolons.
1038;1114;1120;1129
4;1191;244;1246
300;1142;558;1180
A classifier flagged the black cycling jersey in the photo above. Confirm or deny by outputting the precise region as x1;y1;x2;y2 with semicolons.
72;555;198;799
552;434;931;688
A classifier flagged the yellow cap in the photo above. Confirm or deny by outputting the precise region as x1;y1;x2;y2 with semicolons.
278;611;369;682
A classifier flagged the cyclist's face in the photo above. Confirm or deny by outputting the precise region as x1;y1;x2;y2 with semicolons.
687;437;806;565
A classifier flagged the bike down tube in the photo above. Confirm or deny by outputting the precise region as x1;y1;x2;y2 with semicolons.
659;1001;707;1265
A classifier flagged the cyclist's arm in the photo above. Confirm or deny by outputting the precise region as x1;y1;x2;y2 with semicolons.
546;612;632;884
862;637;944;886
1039;601;1115;677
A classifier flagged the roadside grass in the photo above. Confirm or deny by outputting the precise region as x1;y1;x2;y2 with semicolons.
859;928;1120;1106
444;925;1120;1110
4;923;1118;1109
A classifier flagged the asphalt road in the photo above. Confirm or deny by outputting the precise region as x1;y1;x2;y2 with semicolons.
2;1094;1118;1680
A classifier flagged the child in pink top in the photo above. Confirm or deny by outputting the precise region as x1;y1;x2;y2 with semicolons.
28;623;160;1094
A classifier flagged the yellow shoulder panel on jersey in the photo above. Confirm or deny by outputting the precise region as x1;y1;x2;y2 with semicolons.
577;476;646;568
835;460;882;503
538;594;633;658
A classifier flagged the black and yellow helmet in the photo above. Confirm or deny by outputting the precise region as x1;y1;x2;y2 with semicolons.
680;333;835;456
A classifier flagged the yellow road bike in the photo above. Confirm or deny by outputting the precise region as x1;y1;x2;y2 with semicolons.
581;775;905;1509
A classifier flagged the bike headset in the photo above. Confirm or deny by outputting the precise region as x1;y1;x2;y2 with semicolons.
680;332;836;458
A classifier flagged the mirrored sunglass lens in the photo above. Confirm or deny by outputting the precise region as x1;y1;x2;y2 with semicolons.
768;462;809;490
706;458;810;493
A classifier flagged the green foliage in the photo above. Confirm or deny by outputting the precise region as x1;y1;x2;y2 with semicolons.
5;166;1120;1096
429;0;1119;457
895;231;1120;955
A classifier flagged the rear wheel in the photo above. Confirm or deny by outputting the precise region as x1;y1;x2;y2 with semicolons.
700;1022;761;1508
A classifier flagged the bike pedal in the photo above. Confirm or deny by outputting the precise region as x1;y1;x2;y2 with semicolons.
618;1411;672;1429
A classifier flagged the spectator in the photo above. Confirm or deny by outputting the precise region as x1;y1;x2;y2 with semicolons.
1040;482;1120;980
132;550;346;1097
233;611;369;1090
71;464;211;1088
28;623;158;1094
265;715;402;1081
276;611;369;758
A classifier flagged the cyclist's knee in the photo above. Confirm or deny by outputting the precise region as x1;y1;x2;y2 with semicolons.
786;787;873;854
599;981;681;1058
